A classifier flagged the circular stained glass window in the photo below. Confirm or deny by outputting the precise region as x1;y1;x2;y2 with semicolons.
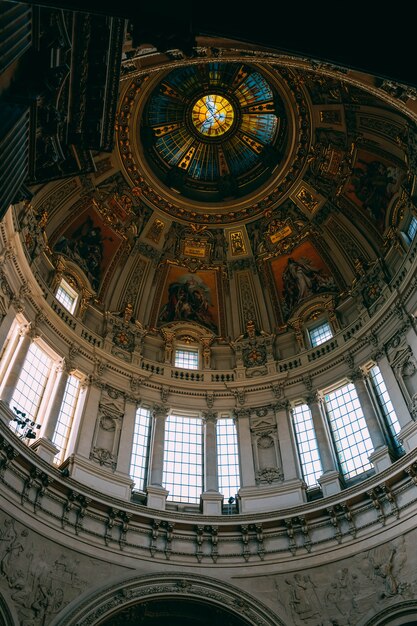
192;95;235;137
141;62;288;202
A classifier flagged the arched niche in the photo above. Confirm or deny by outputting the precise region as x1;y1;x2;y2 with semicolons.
0;589;20;626
49;572;283;626
50;254;95;320
160;321;215;369
360;599;417;626
287;294;339;351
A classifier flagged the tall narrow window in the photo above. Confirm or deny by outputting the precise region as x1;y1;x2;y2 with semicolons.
10;342;52;428
55;279;78;314
174;348;199;370
163;413;203;503
309;321;333;347
130;406;152;490
292;403;323;488
52;375;81;464
407;215;417;242
369;365;403;453
217;417;240;500
324;383;374;479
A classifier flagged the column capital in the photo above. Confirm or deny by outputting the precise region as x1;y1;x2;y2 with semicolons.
18;323;31;338
305;392;321;406
152;404;168;419
274;400;290;412
202;410;218;424
350;368;366;382
233;407;251;421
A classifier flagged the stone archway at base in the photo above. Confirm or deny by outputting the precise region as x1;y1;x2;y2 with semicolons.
361;600;417;626
49;572;283;626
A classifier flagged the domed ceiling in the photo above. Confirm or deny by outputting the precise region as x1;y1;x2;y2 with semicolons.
33;35;416;343
140;62;286;202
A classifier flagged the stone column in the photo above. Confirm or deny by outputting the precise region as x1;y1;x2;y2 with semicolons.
75;378;102;459
201;410;223;514
0;306;17;357
31;361;69;464
234;408;256;488
352;370;392;472
146;404;169;510
42;362;69;441
1;325;32;406
306;393;341;496
116;397;137;475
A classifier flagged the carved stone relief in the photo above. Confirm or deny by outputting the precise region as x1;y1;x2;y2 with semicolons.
0;514;124;626
90;388;126;471
251;407;283;485
239;532;415;626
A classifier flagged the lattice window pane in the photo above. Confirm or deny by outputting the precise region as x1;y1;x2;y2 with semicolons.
56;279;77;313
10;343;52;427
309;322;333;347
52;375;80;464
292;404;323;488
407;215;417;242
163;414;203;503
369;365;403;452
324;383;374;479
130;406;151;490
174;349;199;370
217;417;240;500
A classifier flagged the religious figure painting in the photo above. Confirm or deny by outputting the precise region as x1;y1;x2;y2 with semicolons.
52;206;123;292
157;267;220;333
270;241;338;320
344;149;406;229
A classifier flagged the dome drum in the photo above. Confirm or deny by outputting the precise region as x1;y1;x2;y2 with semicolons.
3;8;417;625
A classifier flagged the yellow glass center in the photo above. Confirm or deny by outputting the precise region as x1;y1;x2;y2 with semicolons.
192;94;234;137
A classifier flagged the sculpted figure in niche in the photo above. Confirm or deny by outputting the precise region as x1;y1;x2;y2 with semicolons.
163;223;181;255
212;229;227;261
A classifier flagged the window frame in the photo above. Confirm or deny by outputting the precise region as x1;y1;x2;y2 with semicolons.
322;382;375;481
55;278;78;314
367;364;404;456
291;402;323;489
406;214;417;243
308;320;334;348
129;405;152;491
216;415;240;501
174;345;200;370
163;411;203;504
52;373;82;464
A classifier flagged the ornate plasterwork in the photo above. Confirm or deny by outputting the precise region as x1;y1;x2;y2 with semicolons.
51;572;283;626
115;61;312;225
